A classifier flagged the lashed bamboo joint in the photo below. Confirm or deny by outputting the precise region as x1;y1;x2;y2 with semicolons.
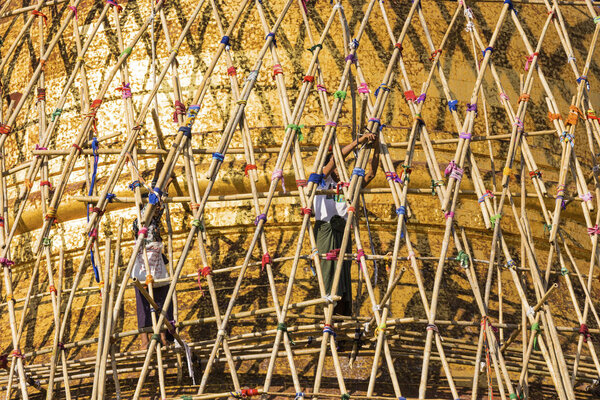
0;0;599;399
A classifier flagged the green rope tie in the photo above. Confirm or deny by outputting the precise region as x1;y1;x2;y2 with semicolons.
509;394;518;400
334;90;347;100
431;179;443;196
42;237;52;247
490;213;502;227
181;396;193;400
543;223;552;233
151;333;160;341
120;47;133;57
455;250;469;268
560;266;569;276
277;322;295;345
191;219;202;228
51;108;63;122
531;322;540;351
341;394;350;400
307;43;322;53
287;124;305;141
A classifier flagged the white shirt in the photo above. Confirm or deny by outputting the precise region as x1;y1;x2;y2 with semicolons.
314;175;348;222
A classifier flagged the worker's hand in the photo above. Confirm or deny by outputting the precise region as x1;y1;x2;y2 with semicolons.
359;133;377;144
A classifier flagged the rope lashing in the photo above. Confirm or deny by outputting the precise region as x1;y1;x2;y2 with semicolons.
0;258;14;269
148;187;163;205
254;213;267;226
560;266;569;276
400;164;412;183
261;253;272;271
431;179;443;196
287;123;304;141
90;206;103;216
173;101;186;123
323;324;336;338
272;64;283;79
581;192;593;202
531;322;541;350
191;219;203;229
0;217;5;227
518;93;530;103
356;248;365;263
566;105;584;126
426;324;443;341
560;131;574;147
40;180;52;189
587;225;600;235
490;214;502;227
481;46;494;58
119;47;132;57
31;9;48;25
358;83;369;94
265;32;276;47
307;43;322;53
395;42;403;52
128;180;141;191
326;249;340;260
594;16;600;24
503;166;513;178
36;87;46;103
396;206;406;217
48;284;57;294
106;0;123;11
459;132;471;140
296;179;307;187
345;54;357;64
244;164;257;176
580;323;592;343
212;152;225;162
505;259;517;269
478;190;494;203
466;102;478;116
524;52;538;71
374;83;391;98
456;250;469;268
414;114;425;126
137;227;149;237
300;207;312;216
348;38;359;50
220;35;230;48
308;173;324;186
334;90;347;100
68;5;77;19
116;82;132;99
45;207;58;222
316;84;327;92
325;121;337;127
271;169;286;192
246;70;259;82
449;166;464;181
444;160;457;177
352;167;365;178
429;49;442;62
404;90;417;102
51;108;63;122
385;171;401;183
543;223;552;233
548;112;561;121
499;92;510;101
341;394;350;400
504;0;516;12
375;323;387;335
106;193;116;202
448;99;458;111
227;66;237;76
277;323;295;345
415;93;426;104
145;274;154;286
577;75;590;91
230;389;259;398
588;109;599;121
11;349;24;359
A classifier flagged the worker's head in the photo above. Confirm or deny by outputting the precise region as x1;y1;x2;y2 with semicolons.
152;159;176;189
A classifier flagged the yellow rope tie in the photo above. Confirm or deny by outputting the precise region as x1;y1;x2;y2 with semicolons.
98;281;104;291
76;56;85;64
237;99;247;105
375;323;387;335
503;167;512;177
6;295;14;303
45;207;57;221
24;179;33;189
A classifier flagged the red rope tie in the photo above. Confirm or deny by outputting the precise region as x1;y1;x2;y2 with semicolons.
300;207;312;215
326;249;340;260
404;90;417;102
272;64;283;80
0;217;5;227
89;228;98;242
201;266;212;276
296;179;307;187
90;206;104;216
227;66;237;76
40;181;52;189
0;124;11;135
72;143;83;152
395;42;403;52
261;253;271;271
31;9;48;25
580;323;591;343
36;88;46;103
429;49;442;62
48;285;57;294
190;203;200;210
303;75;315;83
525;52;538;71
10;349;24;359
173;100;186;123
347;206;356;213
0;258;14;268
241;389;259;397
244;164;257;176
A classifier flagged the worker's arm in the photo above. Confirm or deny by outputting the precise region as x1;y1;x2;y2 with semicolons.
363;134;380;187
323;133;377;177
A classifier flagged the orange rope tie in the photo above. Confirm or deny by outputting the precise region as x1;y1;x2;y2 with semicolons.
518;93;530;103
190;203;200;210
566;105;584;126
145;274;154;286
0;124;11;135
24;179;33;189
48;285;57;294
272;64;283;80
548;112;562;122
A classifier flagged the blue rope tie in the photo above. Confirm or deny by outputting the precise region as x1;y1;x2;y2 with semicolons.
308;173;324;186
106;193;116;202
481;47;494;57
128;180;141;191
448;99;458;112
212;152;225;162
220;36;230;47
178;126;192;138
88;136;101;283
352;168;365;178
149;187;163;205
396;206;406;216
265;32;276;47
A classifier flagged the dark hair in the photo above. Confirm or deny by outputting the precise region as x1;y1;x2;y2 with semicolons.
324;153;333;166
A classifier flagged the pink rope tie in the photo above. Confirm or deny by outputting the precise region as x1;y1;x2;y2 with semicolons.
271;169;286;192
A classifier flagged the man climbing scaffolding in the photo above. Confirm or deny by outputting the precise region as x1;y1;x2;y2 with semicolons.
131;160;176;349
314;131;380;316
